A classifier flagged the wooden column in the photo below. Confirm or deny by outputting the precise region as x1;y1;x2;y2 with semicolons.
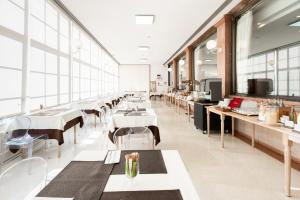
215;14;233;97
172;59;178;90
185;46;194;91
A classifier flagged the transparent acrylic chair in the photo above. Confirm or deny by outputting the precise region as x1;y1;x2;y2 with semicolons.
99;104;112;130
80;110;93;133
0;157;48;200
113;127;154;150
113;127;132;150
0;116;48;172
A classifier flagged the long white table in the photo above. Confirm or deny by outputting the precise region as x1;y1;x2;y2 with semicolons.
104;150;200;200
72;150;200;200
109;108;157;131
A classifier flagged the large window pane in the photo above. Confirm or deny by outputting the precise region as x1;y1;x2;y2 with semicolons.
31;17;45;43
235;0;300;97
0;0;24;34
31;47;45;72
46;2;58;30
0;68;22;99
45;74;57;95
0;99;22;117
46;52;57;74
29;72;45;97
0;35;23;69
31;0;45;21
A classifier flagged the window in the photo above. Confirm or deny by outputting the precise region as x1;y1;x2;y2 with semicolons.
235;0;300;98
0;0;24;117
0;0;118;117
193;32;218;90
177;56;187;90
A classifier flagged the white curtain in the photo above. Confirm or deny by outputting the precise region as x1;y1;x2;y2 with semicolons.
236;11;253;93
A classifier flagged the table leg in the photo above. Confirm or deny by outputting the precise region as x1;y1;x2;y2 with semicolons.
232;117;235;136
220;114;225;148
57;144;61;158
94;115;97;128
252;124;255;147
207;109;210;136
283;134;293;197
74;125;77;144
188;104;190;122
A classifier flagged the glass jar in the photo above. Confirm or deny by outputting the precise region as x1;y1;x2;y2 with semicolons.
125;152;139;179
264;106;279;125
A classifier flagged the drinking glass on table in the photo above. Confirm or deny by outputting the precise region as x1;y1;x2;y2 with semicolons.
125;152;139;179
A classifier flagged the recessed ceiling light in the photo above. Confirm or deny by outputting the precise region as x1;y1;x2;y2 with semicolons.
179;59;185;66
297;16;300;18
257;22;266;28
135;15;155;25
138;46;150;51
205;59;212;62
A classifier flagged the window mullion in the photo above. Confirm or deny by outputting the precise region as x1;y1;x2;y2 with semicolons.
21;0;31;113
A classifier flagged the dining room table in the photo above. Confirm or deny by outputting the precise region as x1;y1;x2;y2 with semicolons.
33;149;200;200
11;108;84;158
108;108;160;147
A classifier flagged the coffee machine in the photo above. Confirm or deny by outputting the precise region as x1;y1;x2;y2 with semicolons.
199;78;222;103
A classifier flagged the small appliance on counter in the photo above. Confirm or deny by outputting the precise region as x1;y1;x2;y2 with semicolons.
194;78;232;133
198;78;222;103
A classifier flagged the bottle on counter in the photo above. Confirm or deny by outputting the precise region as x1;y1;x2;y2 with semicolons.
290;106;295;123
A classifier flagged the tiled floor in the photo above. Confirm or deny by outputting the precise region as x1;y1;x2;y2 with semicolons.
2;100;300;200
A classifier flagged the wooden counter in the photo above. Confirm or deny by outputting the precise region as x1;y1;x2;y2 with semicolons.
207;106;300;197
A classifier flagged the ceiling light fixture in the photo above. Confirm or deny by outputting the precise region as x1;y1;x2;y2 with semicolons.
135;15;155;25
138;46;150;51
179;59;185;66
206;40;217;50
205;59;212;62
257;22;266;28
297;16;300;18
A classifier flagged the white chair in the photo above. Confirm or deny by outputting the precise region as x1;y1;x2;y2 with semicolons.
113;127;154;150
0;157;47;200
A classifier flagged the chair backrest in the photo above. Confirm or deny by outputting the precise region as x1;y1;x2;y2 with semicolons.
0;157;47;200
114;127;154;150
113;127;132;144
4;116;31;141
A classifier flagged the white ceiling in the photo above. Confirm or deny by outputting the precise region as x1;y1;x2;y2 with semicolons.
60;0;226;66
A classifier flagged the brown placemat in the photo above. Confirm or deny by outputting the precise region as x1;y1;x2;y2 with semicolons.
37;161;113;200
100;190;183;200
111;150;167;175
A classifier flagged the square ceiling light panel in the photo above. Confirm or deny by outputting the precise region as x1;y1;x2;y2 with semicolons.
138;46;150;51
135;15;155;25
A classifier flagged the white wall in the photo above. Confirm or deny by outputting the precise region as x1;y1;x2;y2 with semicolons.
150;65;168;93
119;64;150;94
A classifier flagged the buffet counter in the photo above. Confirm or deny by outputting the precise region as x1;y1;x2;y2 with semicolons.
207;105;300;197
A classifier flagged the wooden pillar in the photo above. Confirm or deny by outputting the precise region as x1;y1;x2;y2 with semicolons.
215;14;233;98
185;46;194;91
172;59;178;90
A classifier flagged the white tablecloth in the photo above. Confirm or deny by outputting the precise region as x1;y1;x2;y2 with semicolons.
104;150;200;200
109;108;157;131
11;108;82;131
119;100;151;109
